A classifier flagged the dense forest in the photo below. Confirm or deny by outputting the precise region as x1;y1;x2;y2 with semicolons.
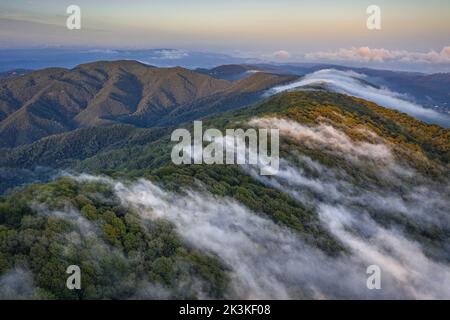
1;90;449;299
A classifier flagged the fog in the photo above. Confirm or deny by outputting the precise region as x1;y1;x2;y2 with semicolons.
2;114;449;299
246;117;450;298
268;69;450;128
0;269;35;299
248;117;394;165
73;131;450;299
92;116;450;299
94;177;369;299
249;117;449;226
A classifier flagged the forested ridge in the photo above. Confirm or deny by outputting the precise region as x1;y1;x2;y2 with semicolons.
1;90;449;299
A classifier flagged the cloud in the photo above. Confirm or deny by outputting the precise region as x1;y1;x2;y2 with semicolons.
34;204;97;238
243;118;450;298
268;69;450;127
0;268;35;300
110;177;397;299
273;50;291;60
72;141;450;299
21;120;449;300
317;204;450;299
153;49;189;60
304;46;450;64
249;117;393;164
249;117;416;185
113;179;310;299
67;175;361;299
4;114;448;299
248;117;449;224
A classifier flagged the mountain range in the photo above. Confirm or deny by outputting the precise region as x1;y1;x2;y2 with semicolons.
0;61;295;148
198;64;450;110
0;60;449;299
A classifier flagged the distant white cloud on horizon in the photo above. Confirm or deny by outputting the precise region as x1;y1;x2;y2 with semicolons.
304;46;450;64
273;50;291;60
153;49;189;60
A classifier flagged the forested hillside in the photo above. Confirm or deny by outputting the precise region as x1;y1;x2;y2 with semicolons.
1;90;449;299
0;61;295;148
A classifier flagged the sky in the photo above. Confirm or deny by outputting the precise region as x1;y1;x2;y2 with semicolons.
0;0;449;69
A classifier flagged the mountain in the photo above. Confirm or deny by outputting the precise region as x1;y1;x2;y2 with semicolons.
0;48;257;72
0;89;448;299
2;61;447;150
2;90;448;171
357;69;450;109
197;64;450;113
0;60;449;300
196;63;317;80
0;60;296;148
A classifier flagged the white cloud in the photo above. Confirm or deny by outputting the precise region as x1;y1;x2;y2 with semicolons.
153;49;188;60
304;46;450;64
249;117;393;164
0;269;35;300
268;69;450;127
243;119;450;299
57;120;450;299
273;50;291;60
72;144;450;299
246;117;450;225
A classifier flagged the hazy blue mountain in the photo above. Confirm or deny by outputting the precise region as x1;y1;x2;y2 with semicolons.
0;48;256;72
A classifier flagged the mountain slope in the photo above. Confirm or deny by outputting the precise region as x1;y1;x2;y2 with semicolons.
1;90;448;193
0;90;449;299
198;64;450;112
0;61;295;148
2;90;448;170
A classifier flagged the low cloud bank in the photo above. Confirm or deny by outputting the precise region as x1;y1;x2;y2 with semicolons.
249;117;415;184
75;117;450;299
6;117;446;299
304;46;450;64
75;148;450;299
250;117;449;224
245;117;450;299
0;268;35;299
249;118;393;164
268;69;450;127
102;178;374;299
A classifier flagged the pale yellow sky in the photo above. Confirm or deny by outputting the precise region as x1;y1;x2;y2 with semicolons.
0;0;449;53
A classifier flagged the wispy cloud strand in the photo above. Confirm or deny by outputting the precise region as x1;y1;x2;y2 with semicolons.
304;47;450;64
268;69;450;127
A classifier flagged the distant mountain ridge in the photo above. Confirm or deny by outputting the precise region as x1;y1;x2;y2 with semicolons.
198;64;450;111
0;60;295;148
2;60;449;150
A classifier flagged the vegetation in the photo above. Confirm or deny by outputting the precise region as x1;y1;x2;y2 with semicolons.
0;60;294;148
0;178;228;299
0;90;449;299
